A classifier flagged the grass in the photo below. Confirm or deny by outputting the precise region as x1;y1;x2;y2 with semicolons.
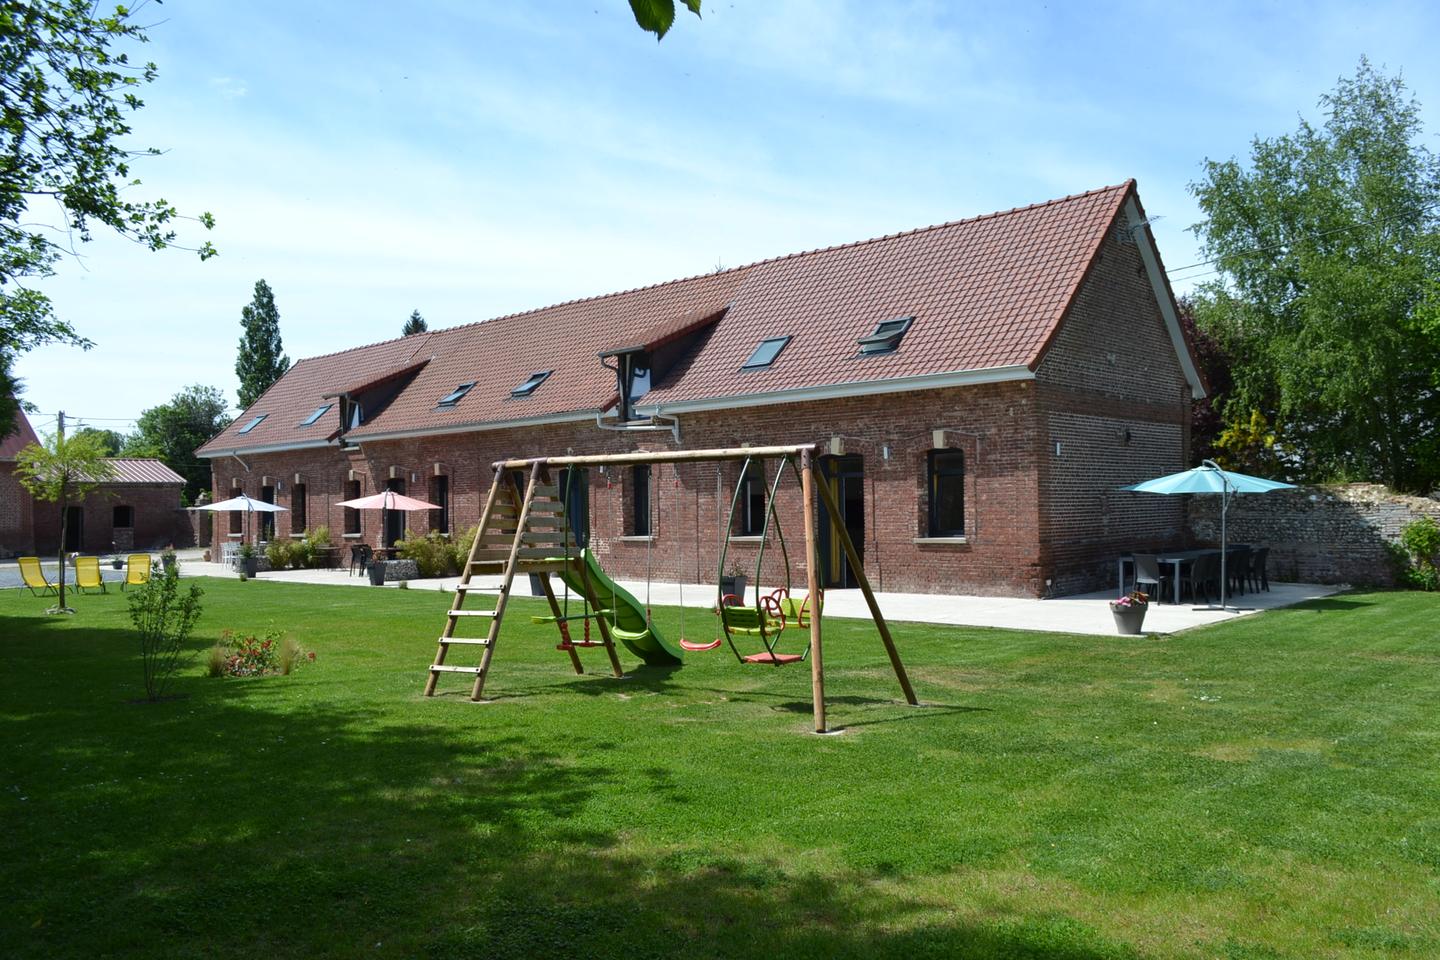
1;579;1438;958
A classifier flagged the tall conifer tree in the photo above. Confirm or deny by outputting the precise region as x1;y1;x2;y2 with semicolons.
235;280;290;408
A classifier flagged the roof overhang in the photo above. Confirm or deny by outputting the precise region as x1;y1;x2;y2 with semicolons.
345;409;600;443
597;306;727;358
1124;194;1206;400
197;439;335;460
638;364;1035;417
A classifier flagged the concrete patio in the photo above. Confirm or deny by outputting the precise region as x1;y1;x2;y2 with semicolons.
156;549;1341;637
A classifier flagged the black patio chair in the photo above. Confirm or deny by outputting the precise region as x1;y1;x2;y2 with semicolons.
1227;546;1251;596
1180;553;1220;604
349;544;372;577
1247;546;1271;592
1131;553;1167;600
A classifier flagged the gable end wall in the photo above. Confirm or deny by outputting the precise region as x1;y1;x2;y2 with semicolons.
1034;221;1191;593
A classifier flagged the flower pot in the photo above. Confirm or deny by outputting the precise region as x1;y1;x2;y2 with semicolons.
1111;603;1147;635
111;559;124;570
720;574;747;602
368;561;387;586
242;556;259;578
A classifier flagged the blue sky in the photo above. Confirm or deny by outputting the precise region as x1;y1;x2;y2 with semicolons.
17;0;1440;436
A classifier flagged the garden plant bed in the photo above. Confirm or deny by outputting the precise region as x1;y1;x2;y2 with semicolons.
1;580;1437;958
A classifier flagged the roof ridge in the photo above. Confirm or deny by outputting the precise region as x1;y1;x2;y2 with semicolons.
283;182;1133;366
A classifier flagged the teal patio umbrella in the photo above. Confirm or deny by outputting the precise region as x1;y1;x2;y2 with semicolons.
1122;460;1295;610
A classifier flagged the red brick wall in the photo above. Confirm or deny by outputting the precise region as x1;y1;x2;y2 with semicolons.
215;382;1046;596
32;482;188;555
1034;220;1192;593
0;462;35;556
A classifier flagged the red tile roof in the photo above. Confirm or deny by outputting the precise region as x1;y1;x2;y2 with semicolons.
0;404;40;459
199;182;1148;456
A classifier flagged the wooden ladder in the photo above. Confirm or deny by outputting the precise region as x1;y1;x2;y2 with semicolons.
422;461;621;701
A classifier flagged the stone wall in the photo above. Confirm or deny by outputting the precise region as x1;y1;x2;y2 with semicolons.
1187;483;1440;586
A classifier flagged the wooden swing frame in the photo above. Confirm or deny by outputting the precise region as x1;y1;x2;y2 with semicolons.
425;444;917;734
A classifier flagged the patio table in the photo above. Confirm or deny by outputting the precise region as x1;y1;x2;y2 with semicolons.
1117;549;1221;604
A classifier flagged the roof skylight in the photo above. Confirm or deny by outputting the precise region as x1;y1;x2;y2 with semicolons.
237;414;267;435
857;316;914;355
298;403;333;427
741;335;792;370
510;370;553;398
436;382;476;408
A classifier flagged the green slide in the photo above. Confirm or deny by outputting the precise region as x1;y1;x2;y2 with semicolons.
553;548;683;666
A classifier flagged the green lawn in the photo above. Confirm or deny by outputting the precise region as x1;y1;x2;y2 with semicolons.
2;580;1438;958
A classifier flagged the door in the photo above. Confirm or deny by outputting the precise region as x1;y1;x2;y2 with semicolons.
64;506;84;552
385;477;406;547
817;455;865;588
556;468;589;548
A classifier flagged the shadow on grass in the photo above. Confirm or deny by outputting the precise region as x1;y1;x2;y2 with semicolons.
1;624;1131;960
1292;597;1371;612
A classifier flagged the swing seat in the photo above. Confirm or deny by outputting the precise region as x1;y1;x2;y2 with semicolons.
679;637;724;652
557;640;608;650
741;651;804;665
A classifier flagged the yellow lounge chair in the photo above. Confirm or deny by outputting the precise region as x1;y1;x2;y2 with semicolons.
122;554;152;591
75;556;106;594
18;556;57;596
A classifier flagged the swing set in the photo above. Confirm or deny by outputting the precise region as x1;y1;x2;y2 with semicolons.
422;444;917;733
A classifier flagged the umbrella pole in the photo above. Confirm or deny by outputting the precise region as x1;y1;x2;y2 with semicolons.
1219;487;1227;612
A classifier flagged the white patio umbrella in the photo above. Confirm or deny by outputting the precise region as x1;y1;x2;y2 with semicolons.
189;493;287;544
1122;460;1295;611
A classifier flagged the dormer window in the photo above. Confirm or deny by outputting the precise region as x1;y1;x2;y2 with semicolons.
437;382;476;408
741;335;791;370
510;371;552;398
858;316;914;355
299;403;332;427
237;414;267;435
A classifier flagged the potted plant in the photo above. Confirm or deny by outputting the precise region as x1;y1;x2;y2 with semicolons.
368;555;387;586
1110;591;1149;635
238;543;258;579
720;561;747;603
161;545;177;573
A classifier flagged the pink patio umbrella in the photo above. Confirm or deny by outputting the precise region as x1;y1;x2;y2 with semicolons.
335;490;442;551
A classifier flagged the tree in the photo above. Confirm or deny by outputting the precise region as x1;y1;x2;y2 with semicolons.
129;565;203;701
402;309;427;336
123;384;228;502
0;1;215;438
628;0;701;40
1189;59;1440;492
1176;298;1231;464
14;427;116;613
235;280;289;409
72;426;124;456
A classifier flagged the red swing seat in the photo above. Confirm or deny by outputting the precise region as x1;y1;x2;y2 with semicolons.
680;637;724;652
740;651;804;665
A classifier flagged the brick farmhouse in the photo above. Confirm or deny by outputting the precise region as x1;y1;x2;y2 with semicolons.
197;182;1204;597
1;408;189;557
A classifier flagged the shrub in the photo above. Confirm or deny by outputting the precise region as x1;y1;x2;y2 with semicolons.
205;643;228;678
266;540;293;570
214;629;315;678
278;636;316;675
128;566;204;701
1397;516;1440;591
396;530;457;578
288;538;315;570
450;525;479;573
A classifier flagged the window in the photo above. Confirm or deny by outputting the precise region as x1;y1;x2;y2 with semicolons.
429;475;450;534
344;479;362;535
738;463;767;536
741;335;791;370
511;370;552;397
858;316;914;355
631;465;651;537
557;467;589;547
299;404;332;427
112;505;134;528
348;401;364;429
437;382;475;408
260;485;276;540
228;487;243;534
384;477;405;547
237;414;267;434
927;450;965;537
291;483;307;535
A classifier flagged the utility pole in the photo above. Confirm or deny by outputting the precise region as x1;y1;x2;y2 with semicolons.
57;410;65;441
